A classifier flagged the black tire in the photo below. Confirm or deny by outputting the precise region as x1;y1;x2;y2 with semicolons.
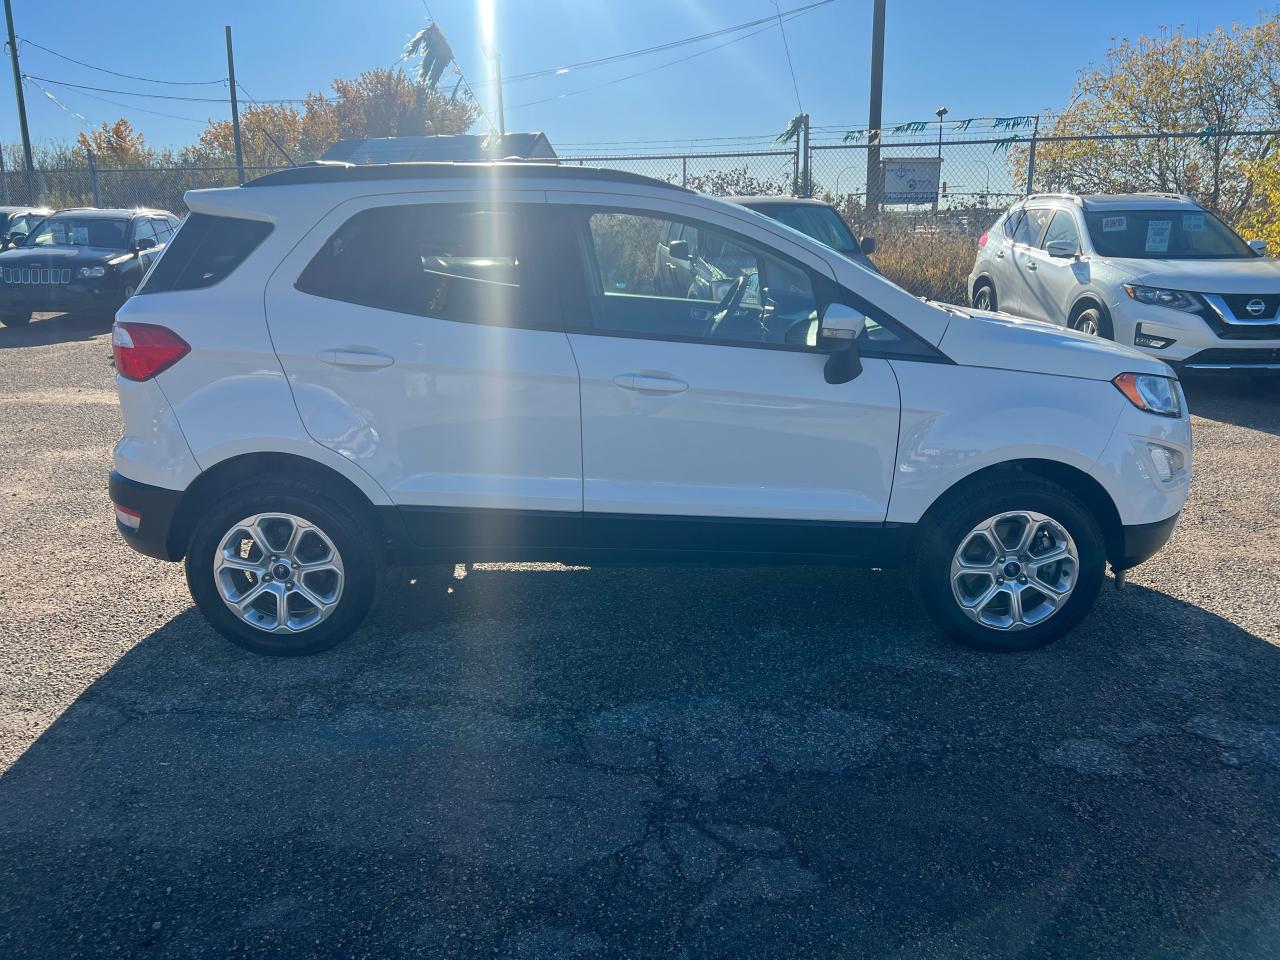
0;310;32;327
971;282;996;312
185;479;381;656
914;476;1107;652
1071;303;1114;340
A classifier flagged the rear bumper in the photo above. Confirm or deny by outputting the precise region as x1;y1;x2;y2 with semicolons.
109;470;183;561
1115;512;1180;571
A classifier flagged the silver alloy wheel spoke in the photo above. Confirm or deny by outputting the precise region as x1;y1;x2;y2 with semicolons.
949;510;1079;632
213;512;345;634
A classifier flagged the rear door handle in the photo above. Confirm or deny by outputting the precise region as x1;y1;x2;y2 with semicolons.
614;373;689;394
318;349;395;369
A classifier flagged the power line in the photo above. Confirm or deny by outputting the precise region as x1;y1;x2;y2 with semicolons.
477;0;835;87
23;75;162;153
508;8;819;112
21;74;333;105
772;0;803;113
18;35;226;86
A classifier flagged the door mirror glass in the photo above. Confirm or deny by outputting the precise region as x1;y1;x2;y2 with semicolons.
1046;239;1078;259
1248;238;1268;256
859;235;877;255
667;239;691;261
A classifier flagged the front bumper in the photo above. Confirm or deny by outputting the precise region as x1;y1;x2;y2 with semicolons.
1116;512;1181;570
0;283;127;315
1172;346;1280;375
109;470;183;561
1111;298;1280;369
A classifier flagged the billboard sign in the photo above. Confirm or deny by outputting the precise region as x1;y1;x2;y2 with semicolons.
881;157;942;205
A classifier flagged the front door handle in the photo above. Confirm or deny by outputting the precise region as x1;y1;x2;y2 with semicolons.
1025;261;1038;271
318;349;395;369
614;373;689;394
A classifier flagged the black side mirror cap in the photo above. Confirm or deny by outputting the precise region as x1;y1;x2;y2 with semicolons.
134;237;157;252
824;341;863;384
859;235;877;255
667;239;691;261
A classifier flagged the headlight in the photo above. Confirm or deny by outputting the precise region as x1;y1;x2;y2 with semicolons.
1123;284;1201;312
78;266;106;279
1113;372;1183;417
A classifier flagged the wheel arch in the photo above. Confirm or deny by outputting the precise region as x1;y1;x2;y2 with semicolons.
167;451;402;561
1067;291;1111;326
913;458;1124;566
970;272;996;304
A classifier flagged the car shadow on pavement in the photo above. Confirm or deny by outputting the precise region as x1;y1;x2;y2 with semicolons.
2;566;1280;959
1183;376;1280;437
0;312;111;349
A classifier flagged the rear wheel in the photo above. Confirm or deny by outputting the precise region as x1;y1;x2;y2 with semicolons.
0;310;31;327
915;477;1106;651
972;283;996;311
185;480;380;656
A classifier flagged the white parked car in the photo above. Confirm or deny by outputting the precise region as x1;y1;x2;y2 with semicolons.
968;192;1280;374
109;163;1190;656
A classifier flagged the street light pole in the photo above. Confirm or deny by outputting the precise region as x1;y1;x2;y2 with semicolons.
933;105;948;215
865;0;886;214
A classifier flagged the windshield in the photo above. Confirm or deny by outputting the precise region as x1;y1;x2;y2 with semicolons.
1084;208;1254;259
757;203;858;254
25;217;130;250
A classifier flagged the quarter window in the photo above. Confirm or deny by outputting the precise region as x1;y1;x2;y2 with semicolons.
137;213;272;295
583;211;825;348
296;205;536;327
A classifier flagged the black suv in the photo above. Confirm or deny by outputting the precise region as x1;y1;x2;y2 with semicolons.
0;207;180;326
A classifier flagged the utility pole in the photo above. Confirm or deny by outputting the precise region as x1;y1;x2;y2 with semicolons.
225;26;245;184
865;0;886;214
3;0;35;203
490;49;506;139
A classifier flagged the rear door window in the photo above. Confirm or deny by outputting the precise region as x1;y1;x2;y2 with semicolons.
295;204;560;329
1011;207;1052;246
136;213;272;295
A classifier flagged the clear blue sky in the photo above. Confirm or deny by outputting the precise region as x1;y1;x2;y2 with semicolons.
5;0;1278;154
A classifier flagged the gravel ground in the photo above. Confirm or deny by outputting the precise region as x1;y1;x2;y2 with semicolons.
1;311;1279;959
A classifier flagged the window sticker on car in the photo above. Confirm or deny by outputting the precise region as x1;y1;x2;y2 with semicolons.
1102;216;1127;232
1145;220;1172;253
1182;213;1205;232
70;226;89;245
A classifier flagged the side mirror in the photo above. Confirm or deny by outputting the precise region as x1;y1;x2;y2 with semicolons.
1046;239;1079;259
819;303;866;384
1248;238;1268;256
133;237;157;253
859;235;877;255
667;239;690;261
2;232;23;248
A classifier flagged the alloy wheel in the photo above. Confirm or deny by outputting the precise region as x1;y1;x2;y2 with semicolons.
213;512;345;634
949;510;1079;631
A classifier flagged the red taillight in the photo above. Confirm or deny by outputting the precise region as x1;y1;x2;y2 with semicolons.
112;322;190;381
978;231;989;247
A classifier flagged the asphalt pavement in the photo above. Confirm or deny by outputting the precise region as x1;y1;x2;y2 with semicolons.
1;311;1279;959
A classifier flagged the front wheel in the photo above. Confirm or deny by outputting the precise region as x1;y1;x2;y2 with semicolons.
914;477;1106;651
185;481;380;656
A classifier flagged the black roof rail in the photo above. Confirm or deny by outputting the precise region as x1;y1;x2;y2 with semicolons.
242;160;693;192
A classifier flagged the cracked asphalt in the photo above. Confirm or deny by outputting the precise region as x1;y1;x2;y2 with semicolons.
2;311;1280;959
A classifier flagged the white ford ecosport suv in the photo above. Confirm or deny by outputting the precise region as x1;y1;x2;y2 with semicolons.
110;162;1191;656
969;192;1280;374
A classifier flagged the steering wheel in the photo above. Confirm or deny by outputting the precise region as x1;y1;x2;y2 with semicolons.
783;311;820;346
703;274;749;338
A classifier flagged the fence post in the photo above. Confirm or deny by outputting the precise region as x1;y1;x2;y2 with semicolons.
87;150;101;207
0;146;7;206
801;113;811;197
681;156;687;188
793;135;801;197
1025;114;1040;195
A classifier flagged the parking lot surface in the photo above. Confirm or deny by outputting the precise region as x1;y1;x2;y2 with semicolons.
2;312;1279;959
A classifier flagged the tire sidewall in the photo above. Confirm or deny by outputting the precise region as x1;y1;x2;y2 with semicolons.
916;482;1106;652
973;283;995;311
186;483;379;656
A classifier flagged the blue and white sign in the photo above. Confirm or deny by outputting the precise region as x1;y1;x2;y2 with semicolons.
881;157;942;204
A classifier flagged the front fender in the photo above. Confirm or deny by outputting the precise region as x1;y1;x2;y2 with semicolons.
886;361;1126;524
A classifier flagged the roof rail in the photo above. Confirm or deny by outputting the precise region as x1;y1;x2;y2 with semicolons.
1024;192;1082;204
1134;191;1197;203
242;160;693;192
